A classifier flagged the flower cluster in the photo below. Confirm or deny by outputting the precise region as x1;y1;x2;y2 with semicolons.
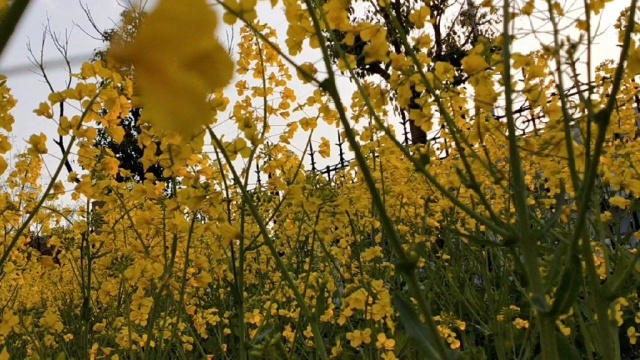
0;0;639;358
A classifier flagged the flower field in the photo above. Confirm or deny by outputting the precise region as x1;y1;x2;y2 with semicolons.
1;0;640;359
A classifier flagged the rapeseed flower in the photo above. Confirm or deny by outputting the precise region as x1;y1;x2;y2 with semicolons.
109;0;233;137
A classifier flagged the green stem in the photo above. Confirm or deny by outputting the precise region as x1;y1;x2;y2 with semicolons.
0;0;30;57
501;1;555;358
301;1;448;357
207;127;328;359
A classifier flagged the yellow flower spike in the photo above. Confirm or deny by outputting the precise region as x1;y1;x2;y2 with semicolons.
109;0;234;137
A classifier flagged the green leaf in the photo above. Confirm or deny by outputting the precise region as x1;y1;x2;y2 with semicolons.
550;253;581;317
545;242;570;292
393;294;444;360
603;249;637;300
314;280;327;322
555;332;582;360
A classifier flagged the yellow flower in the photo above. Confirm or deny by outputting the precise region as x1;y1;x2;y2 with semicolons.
609;196;631;209
346;289;368;310
225;138;252;160
556;320;571;336
222;0;258;25
27;133;48;155
552;2;564;16
600;211;613;223
101;156;120;177
434;61;455;82
462;54;489;75
283;325;295;343
246;309;262;326
376;333;396;350
0;311;19;335
381;351;398;360
109;0;234;137
330;339;343;358
0;134;9;154
362;246;383;261
300;117;318;131
521;0;534;15
513;318;529;329
193;272;212;288
409;6;430;29
40;256;57;270
39;311;64;333
130;297;154;326
323;0;351;31
360;25;389;64
318;137;331;158
34;102;53;118
611;297;628;326
346;328;372;348
629;327;638;345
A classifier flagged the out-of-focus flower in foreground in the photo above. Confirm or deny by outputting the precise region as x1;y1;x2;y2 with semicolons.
109;0;234;137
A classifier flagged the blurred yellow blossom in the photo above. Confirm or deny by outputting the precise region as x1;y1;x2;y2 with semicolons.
513;318;529;329
109;0;233;137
